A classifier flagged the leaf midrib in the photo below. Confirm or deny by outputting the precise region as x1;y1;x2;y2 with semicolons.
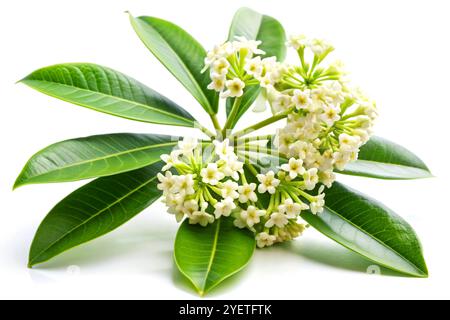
23;141;176;182
22;79;194;125
130;16;213;114
350;159;429;171
322;204;426;276
201;218;221;293
29;174;158;266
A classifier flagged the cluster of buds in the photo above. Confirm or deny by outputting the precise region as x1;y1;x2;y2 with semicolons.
203;36;284;98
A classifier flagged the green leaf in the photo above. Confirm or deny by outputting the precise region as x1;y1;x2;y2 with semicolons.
28;162;163;267
226;8;287;127
174;217;255;296
228;7;287;60
129;14;219;114
15;133;177;188
225;86;260;127
301;182;428;277
21;63;195;127
340;136;432;179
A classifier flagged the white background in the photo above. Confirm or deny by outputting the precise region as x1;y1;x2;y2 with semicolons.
1;0;449;299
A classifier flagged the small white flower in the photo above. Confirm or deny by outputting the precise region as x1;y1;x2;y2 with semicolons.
164;193;185;222
213;139;234;160
292;89;312;110
257;171;280;194
271;93;292;113
233;215;248;229
214;197;236;219
310;186;325;214
157;171;176;194
237;183;258;203
307;38;334;57
287;34;308;50
339;133;361;152
259;75;273;88
320;105;341;127
333;151;352;171
182;199;199;217
189;203;214;227
201;163;225;185
303;168;319;190
172;174;195;195
240;206;266;227
353;128;370;144
256;232;277;248
221;78;245;98
160;150;181;171
317;150;335;172
234;36;265;55
203;44;231;71
207;73;226;92
278;198;308;219
265;211;289;228
222;157;244;181
212;57;230;76
178;137;198;156
281;158;305;179
244;56;263;78
288;141;310;160
319;170;336;188
220;180;239;199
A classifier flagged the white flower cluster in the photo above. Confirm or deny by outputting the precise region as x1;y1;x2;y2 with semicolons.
160;35;377;250
158;138;244;226
158;137;313;248
203;36;284;98
267;35;377;185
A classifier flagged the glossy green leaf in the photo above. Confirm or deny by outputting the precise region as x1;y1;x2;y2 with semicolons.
28;162;163;267
129;14;218;114
228;7;287;60
340;136;432;179
301;182;428;277
15;133;177;188
174;217;255;295
21;63;195;127
226;8;286;127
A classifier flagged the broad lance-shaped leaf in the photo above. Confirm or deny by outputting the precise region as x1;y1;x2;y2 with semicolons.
175;217;255;295
301;182;428;277
28;162;163;267
340;136;432;179
226;8;286;127
21;63;195;127
14;133;178;188
129;14;219;114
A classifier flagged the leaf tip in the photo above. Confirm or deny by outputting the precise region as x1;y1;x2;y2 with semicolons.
13;175;25;191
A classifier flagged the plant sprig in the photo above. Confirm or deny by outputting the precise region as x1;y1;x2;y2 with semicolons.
15;7;431;296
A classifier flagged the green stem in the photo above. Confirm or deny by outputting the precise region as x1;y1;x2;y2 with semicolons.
197;124;215;139
231;107;295;139
210;114;222;136
241;156;259;177
223;97;242;137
